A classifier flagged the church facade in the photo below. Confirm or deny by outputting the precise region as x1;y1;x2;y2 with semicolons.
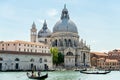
30;5;91;68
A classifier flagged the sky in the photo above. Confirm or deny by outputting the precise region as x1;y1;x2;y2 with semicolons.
0;0;120;52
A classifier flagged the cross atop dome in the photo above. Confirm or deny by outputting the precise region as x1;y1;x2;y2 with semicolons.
64;4;67;10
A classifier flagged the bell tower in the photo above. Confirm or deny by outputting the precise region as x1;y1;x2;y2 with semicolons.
30;22;37;42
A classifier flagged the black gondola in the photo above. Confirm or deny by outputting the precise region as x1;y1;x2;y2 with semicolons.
80;70;111;74
27;72;48;80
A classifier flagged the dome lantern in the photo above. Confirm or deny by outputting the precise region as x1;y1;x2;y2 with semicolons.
61;4;69;20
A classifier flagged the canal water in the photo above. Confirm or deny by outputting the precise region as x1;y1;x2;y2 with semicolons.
0;71;120;80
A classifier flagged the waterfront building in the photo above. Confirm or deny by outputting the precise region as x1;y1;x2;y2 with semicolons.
0;40;52;71
30;5;91;68
90;52;108;67
97;58;119;70
108;49;120;62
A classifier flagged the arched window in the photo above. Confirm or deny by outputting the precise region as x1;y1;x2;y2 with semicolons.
0;57;3;61
30;58;34;62
68;39;72;47
74;40;77;47
55;39;57;46
64;39;68;47
45;39;47;44
66;52;73;56
15;58;20;61
59;39;63;46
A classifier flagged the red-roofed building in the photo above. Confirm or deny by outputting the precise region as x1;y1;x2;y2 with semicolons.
90;52;108;67
108;49;120;62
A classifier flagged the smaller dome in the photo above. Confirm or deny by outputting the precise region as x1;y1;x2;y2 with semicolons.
38;20;51;37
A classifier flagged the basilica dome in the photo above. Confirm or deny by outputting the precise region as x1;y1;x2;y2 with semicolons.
38;20;51;37
53;5;78;33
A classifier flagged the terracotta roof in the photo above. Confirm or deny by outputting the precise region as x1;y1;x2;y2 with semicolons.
0;40;49;47
0;50;51;56
108;49;120;54
91;52;108;56
106;59;118;62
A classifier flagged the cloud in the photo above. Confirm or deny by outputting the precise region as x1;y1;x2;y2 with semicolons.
46;9;58;17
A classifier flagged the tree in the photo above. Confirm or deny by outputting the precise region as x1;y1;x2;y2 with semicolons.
50;47;64;66
58;52;64;64
50;47;58;65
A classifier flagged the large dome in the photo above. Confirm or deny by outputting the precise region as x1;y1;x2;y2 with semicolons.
53;5;78;33
53;19;78;33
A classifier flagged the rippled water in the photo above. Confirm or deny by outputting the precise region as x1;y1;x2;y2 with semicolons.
0;71;120;80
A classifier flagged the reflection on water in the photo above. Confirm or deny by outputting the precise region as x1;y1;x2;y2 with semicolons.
0;71;120;80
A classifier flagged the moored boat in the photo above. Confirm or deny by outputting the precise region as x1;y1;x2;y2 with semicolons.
80;69;111;74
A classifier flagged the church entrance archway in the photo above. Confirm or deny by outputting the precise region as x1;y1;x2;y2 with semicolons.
44;64;48;70
15;63;19;70
31;63;34;70
83;53;86;66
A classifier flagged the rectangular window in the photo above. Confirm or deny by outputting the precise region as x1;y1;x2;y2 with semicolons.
2;48;4;50
39;58;42;63
44;59;47;62
19;48;21;51
27;49;29;52
24;49;26;52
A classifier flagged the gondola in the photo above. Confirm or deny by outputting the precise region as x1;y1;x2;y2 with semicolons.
80;70;111;74
27;72;48;80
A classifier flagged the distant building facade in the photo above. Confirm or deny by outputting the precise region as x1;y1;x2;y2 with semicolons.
91;51;120;70
90;52;108;67
30;5;91;68
108;49;120;62
0;40;52;71
97;58;119;70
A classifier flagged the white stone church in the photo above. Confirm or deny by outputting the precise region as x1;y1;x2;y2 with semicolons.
30;5;91;68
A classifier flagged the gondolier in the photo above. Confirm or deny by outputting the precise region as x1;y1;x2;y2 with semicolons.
26;72;48;80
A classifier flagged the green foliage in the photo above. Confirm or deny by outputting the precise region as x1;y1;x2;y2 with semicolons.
50;47;58;65
50;47;64;65
58;52;64;64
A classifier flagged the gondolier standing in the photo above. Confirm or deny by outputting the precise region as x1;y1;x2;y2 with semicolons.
38;71;41;77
